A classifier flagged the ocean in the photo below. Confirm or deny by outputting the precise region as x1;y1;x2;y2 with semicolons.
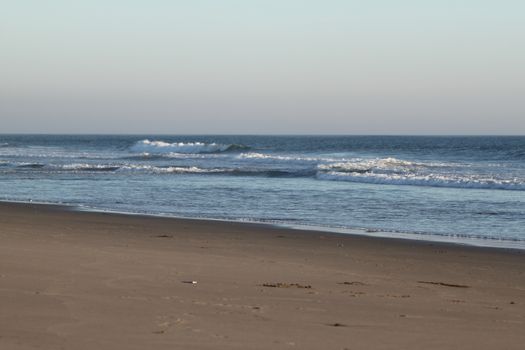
0;135;524;249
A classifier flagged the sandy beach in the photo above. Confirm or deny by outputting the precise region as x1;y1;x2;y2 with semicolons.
1;201;524;349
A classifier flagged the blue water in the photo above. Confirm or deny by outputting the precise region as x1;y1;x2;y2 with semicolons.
1;135;524;248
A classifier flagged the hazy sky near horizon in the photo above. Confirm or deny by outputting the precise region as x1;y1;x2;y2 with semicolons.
1;1;524;134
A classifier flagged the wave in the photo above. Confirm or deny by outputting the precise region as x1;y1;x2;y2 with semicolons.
238;152;323;162
96;164;308;177
54;164;120;172
7;161;316;178
11;162;220;174
5;154;523;191
316;171;525;191
122;165;313;177
122;153;226;161
228;168;316;178
17;163;46;169
15;162;231;175
317;157;452;174
314;157;524;190
130;139;249;155
121;165;224;174
0;162;46;169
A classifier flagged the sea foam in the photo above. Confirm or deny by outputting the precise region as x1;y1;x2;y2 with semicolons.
316;171;525;191
130;140;248;154
238;152;327;162
317;157;451;174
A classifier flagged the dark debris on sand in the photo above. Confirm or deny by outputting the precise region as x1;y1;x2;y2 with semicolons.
327;323;348;327
417;281;469;288
339;281;367;286
260;283;312;289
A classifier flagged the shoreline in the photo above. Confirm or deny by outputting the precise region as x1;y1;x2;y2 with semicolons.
1;201;525;349
2;199;524;251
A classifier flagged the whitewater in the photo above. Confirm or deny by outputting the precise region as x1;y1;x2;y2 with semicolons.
1;135;524;248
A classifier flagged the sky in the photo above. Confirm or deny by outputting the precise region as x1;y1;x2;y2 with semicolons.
1;1;524;134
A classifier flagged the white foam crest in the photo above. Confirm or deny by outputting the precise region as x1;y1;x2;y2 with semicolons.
10;161;226;174
148;153;225;159
130;140;241;154
59;163;106;169
238;152;338;162
51;163;120;171
162;166;223;174
318;157;452;173
0;147;117;159
317;171;525;191
119;164;223;174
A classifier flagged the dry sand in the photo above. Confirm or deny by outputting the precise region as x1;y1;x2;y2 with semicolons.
1;202;524;349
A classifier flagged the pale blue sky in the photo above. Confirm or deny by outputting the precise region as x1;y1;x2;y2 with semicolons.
1;1;524;134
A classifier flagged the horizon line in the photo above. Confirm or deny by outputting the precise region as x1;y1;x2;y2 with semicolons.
0;133;524;137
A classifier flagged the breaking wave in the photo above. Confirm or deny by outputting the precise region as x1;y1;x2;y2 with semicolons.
58;164;122;172
120;165;224;174
49;163;220;174
315;157;524;190
317;157;452;174
130;139;249;155
4;161;315;178
238;152;323;162
3;153;524;191
317;171;525;191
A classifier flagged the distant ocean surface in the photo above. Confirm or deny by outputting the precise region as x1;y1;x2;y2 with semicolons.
1;135;524;249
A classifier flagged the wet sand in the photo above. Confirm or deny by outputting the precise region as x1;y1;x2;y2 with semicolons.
1;202;524;349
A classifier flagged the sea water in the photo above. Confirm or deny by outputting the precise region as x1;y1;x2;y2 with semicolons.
0;135;523;249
